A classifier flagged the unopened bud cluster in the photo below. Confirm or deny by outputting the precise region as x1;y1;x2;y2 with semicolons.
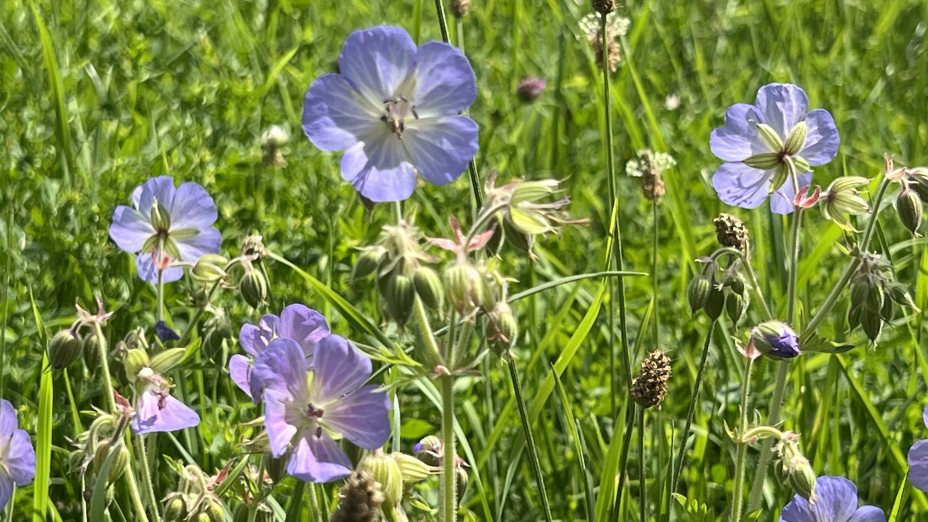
774;432;817;502
49;299;117;371
848;251;917;342
333;450;438;522
687;258;749;325
889;166;928;235
819;177;870;232
68;413;129;488
162;464;228;522
626;150;675;201
630;350;671;408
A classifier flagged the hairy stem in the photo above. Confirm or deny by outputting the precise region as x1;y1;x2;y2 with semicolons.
440;375;457;522
730;356;755;522
672;319;716;492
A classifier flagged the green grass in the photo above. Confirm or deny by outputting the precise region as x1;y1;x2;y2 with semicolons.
1;0;928;520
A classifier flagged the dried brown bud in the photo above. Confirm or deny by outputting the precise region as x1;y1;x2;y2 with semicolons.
630;350;671;408
591;0;615;14
330;471;385;522
451;0;470;17
714;213;749;253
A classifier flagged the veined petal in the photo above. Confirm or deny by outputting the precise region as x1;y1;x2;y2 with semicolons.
711;162;773;210
340;137;417;202
806;476;860;521
252;339;309;400
132;389;200;435
5;429;36;485
136;253;184;284
109;206;155;253
303;74;382;152
287;431;352;483
322;384;390;449
909;439;928;492
170;182;218;230
799;109;839;166
278;304;330;357
779;496;815;522
173;227;221;263
709;103;770;162
264;389;298;458
238;314;279;357
229;354;253;399
412;42;476;118
338;26;417;105
849;506;887;522
311;335;371;403
136;176;177;218
754;83;809;138
403;116;479;186
769;172;812;215
0;400;16;439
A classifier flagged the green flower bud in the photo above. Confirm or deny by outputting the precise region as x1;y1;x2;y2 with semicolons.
49;329;83;370
687;275;711;316
725;291;745;325
896;188;923;235
391;452;435;485
82;334;101;371
774;435;817;501
704;284;725;320
205;497;227;522
487;303;519;357
164;497;187;521
240;268;268;308
413;266;444;311
380;274;415;326
263;454;288;484
354;247;386;280
150;348;187;374
125;349;150;382
93;441;128;483
196;513;212;522
887;283;920;311
191;254;229;283
861;308;883;342
750;321;799;360
359;452;404;512
880;291;894;322
445;263;489;314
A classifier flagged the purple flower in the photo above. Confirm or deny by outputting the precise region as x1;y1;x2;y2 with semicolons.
131;369;200;435
302;26;479;202
750;321;801;360
251;336;390;483
0;399;35;512
109;176;220;283
780;476;885;522
710;83;839;214
907;406;928;491
229;304;330;401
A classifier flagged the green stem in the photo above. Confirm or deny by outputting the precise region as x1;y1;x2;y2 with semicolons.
671;319;716;492
638;406;647;522
613;409;636;518
125;463;150;522
651;199;659;346
156;266;164;323
133;435;159;517
414;296;445;369
506;356;553;522
440;375;457;522
730;356;755;522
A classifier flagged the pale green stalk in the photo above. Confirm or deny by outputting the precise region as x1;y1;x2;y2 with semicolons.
671;319;716;492
440;375;457;522
507;355;554;522
730;355;755;522
638;405;647;522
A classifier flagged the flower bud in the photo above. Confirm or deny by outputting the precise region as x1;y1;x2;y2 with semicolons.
82;333;101;370
860;309;883;342
687;274;711;316
774;434;817;501
204;497;227;522
380;273;415;326
192;254;229;283
487;303;519;357
354;248;386;280
93;441;128;483
750;321;800;360
413;266;444;311
49;329;83;370
240;268;268;308
263;454;288;484
445;263;490;314
196;513;212;522
125;349;150;382
451;0;470;17
150;348;187;374
896;188;923;235
725;291;746;325
358;452;404;512
391;452;435;484
164;497;187;521
704;284;725;321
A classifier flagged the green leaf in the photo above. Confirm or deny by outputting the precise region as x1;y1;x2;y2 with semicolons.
30;288;52;522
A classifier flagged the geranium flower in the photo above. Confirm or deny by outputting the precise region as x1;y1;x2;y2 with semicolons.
0;399;35;511
779;476;885;522
251;336;390;482
229;304;330;401
710;83;839;214
109;176;220;283
302;26;478;202
907;406;928;491
131;368;200;435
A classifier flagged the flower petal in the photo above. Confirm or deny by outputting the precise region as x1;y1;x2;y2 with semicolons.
132;390;200;435
278;304;330;357
404;116;479;186
109;206;155;253
169;182;218;230
340;138;417;202
252;338;308;400
229;354;253;399
303;74;382;152
754;83;809;138
135;176;177;218
848;506;887;522
287;431;352;483
135;253;184;284
709;103;770;162
338;26;417;105
807;476;859;521
311;335;371;403
173;227;221;263
923;405;928;428
769;172;812;215
5;429;36;486
0;474;11;515
239;314;279;357
323;384;390;449
264;389;298;458
712;162;773;210
412;42;476;117
0;399;17;439
800;109;839;166
909;439;928;491
779;495;815;522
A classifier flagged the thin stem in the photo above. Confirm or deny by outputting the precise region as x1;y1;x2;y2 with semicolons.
156;267;164;323
730;356;755;522
440;375;457;522
133;436;159;516
638;405;647;522
651;199;660;346
307;481;321;522
786;208;803;325
414;296;445;369
506;356;554;522
671;319;716;492
613;409;636;517
125;462;150;522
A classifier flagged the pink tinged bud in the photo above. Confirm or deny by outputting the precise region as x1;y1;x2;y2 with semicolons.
792;185;821;209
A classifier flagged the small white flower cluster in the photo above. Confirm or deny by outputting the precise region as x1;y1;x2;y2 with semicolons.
625;150;676;178
578;13;630;40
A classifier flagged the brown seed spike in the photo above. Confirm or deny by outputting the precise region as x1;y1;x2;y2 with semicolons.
451;0;471;17
714;213;749;253
330;471;386;522
630;350;672;409
592;0;616;14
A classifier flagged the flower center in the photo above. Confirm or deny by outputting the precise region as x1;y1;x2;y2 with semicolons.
305;403;324;420
381;96;418;138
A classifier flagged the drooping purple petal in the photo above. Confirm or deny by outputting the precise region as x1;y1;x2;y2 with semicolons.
709;103;770;162
278;304;330;356
252;339;309;400
287;431;353;483
848;506;888;522
908;439;928;491
311;335;372;403
109;206;155;253
404;116;479;186
169;182;218;230
769;172;813;215
711;162;774;210
0;475;11;515
5;430;36;485
229;354;253;399
800;109;840;166
132;389;200;435
338;26;417;105
303;74;382;152
239;314;280;357
135;176;177;218
412;41;477;118
754;83;809;138
173;226;221;262
340;138;417;202
322;384;390;449
263;389;298;458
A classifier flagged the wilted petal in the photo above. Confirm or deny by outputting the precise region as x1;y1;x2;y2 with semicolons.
712;162;773;210
754;83;809;138
5;430;36;486
340;138;417;202
303;74;382;151
404;116;479;186
170;182;218;230
709;103;769;162
264;390;298;458
136;253;184;284
132;389;200;434
287;431;353;483
769;172;812;215
412;42;476;118
252;339;308;399
239;314;279;357
338;26;417;106
135;176;177;218
800;109;840;166
278;304;330;356
909;439;928;491
109;206;155;253
229;354;253;399
173;227;221;263
323;385;390;449
849;506;887;522
311;335;371;403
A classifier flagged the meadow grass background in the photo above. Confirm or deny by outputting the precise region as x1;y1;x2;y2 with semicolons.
2;0;928;520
